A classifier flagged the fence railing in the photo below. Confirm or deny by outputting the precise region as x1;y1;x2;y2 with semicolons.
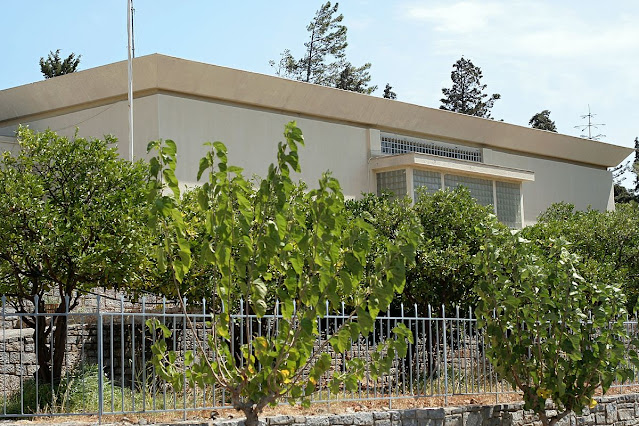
0;294;636;421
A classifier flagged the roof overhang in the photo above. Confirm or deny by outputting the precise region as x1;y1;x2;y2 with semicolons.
371;153;535;183
0;54;632;168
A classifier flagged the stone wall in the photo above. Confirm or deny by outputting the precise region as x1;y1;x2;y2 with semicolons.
209;394;639;426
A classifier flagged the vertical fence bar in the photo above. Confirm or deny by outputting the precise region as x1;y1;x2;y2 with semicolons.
141;296;146;413
2;296;6;415
97;295;103;423
34;296;39;415
441;305;448;405
183;297;188;421
162;297;167;411
120;295;125;412
110;314;115;413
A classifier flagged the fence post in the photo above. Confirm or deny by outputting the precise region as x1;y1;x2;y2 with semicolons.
96;295;103;423
441;304;448;406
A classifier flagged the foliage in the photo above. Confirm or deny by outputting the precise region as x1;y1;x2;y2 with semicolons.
147;122;418;426
407;188;507;311
383;83;397;99
475;233;637;426
271;2;375;92
440;57;501;118
523;202;639;311
614;184;639;204
0;127;150;382
335;62;376;94
3;363;149;415
529;110;557;132
39;49;81;79
346;188;507;312
345;192;420;312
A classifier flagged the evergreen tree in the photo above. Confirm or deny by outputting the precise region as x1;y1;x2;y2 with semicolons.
440;57;500;118
39;49;81;79
335;62;376;94
271;2;375;92
383;83;397;99
529;110;557;132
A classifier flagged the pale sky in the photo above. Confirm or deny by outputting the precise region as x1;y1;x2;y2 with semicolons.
3;1;638;178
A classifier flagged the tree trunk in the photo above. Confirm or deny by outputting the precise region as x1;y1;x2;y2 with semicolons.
34;315;52;383
242;407;260;426
51;313;68;382
33;299;69;384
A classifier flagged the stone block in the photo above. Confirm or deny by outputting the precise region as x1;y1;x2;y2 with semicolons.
390;412;400;421
595;413;606;424
375;420;391;426
269;416;294;425
607;403;618;424
416;409;444;420
354;413;374;426
576;414;594;425
617;408;635;422
334;415;355;425
462;411;483;426
306;418;329;426
402;410;417;420
444;415;462;426
373;412;390;420
294;416;307;424
555;414;573;426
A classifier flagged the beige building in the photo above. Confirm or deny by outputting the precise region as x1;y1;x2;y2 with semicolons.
0;54;631;227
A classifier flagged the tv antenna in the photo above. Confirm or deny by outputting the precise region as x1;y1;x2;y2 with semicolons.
574;104;605;140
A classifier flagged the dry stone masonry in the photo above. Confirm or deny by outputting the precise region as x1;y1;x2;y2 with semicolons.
204;394;639;426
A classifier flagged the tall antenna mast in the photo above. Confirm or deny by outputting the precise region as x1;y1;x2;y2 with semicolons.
127;0;134;161
574;104;605;141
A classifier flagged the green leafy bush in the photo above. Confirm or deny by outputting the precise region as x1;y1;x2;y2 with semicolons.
523;202;639;311
475;233;637;426
146;122;419;426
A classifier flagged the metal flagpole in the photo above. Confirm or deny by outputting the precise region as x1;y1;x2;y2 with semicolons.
127;0;134;161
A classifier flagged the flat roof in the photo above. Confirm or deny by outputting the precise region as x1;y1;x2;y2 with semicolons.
0;54;631;167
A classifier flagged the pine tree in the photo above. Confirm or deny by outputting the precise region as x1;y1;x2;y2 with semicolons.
383;83;397;99
271;2;375;92
335;62;376;94
529;110;558;132
39;49;81;79
440;57;500;118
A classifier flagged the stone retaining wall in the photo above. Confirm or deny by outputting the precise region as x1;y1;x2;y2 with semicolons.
207;394;639;426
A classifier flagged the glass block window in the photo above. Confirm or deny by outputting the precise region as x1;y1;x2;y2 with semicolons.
413;170;441;198
444;174;494;207
381;134;482;163
377;170;407;198
496;181;522;228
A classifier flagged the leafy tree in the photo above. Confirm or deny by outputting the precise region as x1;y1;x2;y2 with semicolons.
529;110;557;132
614;184;639;204
0;127;150;383
383;83;397;99
347;188;508;312
475;233;637;426
39;49;81;79
407;188;507;311
148;122;418;426
523;202;639;311
440;57;501;118
271;2;375;92
335;62;376;94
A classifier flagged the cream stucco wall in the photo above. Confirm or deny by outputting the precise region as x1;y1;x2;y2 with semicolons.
0;96;160;160
485;148;614;225
156;94;371;194
0;89;617;224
